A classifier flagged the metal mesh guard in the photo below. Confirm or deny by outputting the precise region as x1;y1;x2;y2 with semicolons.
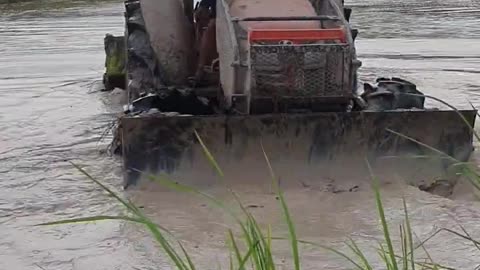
250;44;350;97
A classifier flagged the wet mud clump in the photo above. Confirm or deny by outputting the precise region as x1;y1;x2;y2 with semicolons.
124;0;166;99
108;88;216;156
103;34;126;91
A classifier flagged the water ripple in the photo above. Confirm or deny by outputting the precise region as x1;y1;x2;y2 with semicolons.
1;0;480;269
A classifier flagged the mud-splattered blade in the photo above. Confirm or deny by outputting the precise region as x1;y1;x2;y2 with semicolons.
121;110;476;191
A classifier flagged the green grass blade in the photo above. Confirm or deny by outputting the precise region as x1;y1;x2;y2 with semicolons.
261;143;300;270
467;100;479;116
266;225;275;270
260;141;277;193
228;229;244;269
458;166;480;193
247;216;266;270
403;199;416;270
137;138;256;251
346;238;373;270
191;132;261;257
248;213;276;270
35;215;145;226
229;226;263;270
392;254;455;270
236;216;261;270
416;235;439;270
70;162;140;215
193;131;256;221
35;208;173;238
290;238;367;270
248;218;264;270
178;240;196;270
415;231;440;270
386;95;480;195
194;130;254;233
400;225;408;270
458;225;480;252
377;251;390;269
441;228;480;246
238;241;260;270
403;93;479;142
366;159;399;270
34;264;47;270
375;186;398;270
144;220;189;270
143;172;244;222
194;129;224;178
143;170;256;267
413;227;480;252
215;185;267;269
378;243;395;270
385;130;457;163
47;164;193;270
377;245;393;270
385;129;480;194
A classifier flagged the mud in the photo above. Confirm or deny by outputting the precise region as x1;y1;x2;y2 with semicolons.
141;0;193;85
120;110;475;190
103;34;126;91
125;0;166;100
127;184;480;269
1;0;480;269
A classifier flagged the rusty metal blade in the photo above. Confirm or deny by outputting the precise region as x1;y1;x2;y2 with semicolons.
121;110;476;192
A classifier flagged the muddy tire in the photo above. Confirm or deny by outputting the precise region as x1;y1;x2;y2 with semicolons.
124;0;166;101
124;0;195;102
141;0;194;85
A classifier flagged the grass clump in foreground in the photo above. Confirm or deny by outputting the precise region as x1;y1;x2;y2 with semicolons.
37;98;480;269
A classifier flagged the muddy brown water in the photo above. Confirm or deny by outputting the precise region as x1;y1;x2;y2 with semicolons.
1;0;480;269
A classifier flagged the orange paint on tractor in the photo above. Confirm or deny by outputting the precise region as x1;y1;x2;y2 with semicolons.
248;28;347;44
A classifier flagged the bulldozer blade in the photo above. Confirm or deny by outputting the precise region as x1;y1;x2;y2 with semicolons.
121;110;476;192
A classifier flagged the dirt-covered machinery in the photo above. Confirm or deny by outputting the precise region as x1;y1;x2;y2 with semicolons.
110;0;476;192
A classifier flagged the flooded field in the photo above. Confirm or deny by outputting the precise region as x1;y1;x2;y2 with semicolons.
1;0;480;269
